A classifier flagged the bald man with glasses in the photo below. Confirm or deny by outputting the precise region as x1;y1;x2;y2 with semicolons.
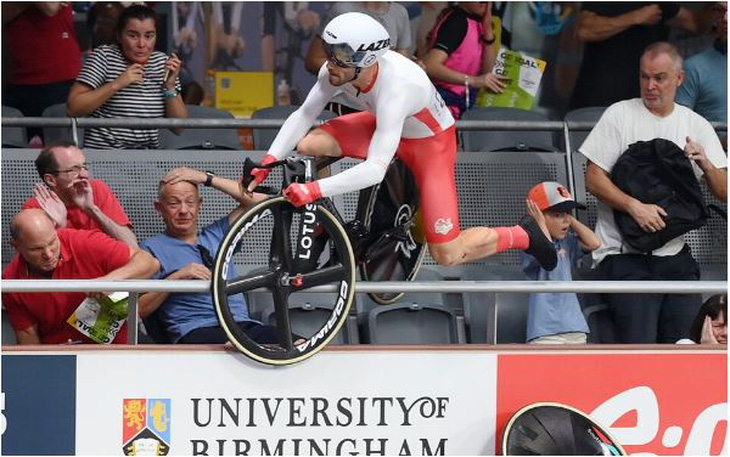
23;140;137;247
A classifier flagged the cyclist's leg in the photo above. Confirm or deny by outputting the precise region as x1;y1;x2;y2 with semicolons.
398;127;557;269
297;111;375;160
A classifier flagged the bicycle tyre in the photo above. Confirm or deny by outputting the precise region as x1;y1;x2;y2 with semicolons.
212;197;356;365
360;160;427;305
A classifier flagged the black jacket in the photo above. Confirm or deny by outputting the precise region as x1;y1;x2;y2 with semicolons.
610;138;707;252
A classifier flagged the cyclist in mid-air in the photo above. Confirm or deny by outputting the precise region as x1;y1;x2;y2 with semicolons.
246;12;558;271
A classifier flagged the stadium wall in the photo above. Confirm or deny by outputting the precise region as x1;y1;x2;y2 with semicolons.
1;347;726;456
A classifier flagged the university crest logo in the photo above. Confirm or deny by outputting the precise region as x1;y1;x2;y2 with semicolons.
122;398;171;455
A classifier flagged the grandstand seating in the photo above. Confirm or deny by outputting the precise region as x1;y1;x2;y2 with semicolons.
494;293;530;344
460;107;558;152
562;106;607;152
363;302;459;344
261;293;358;345
159;105;242;150
1;123;725;345
42;103;83;147
2;106;27;148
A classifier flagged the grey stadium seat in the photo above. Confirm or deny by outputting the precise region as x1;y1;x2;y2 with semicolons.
563;106;606;152
42;103;84;147
364;301;458;345
461;107;558;152
2;105;28;148
494;292;530;344
159;105;241;150
261;293;358;345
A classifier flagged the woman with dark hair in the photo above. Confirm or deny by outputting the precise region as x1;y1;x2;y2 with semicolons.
679;294;727;344
67;4;187;149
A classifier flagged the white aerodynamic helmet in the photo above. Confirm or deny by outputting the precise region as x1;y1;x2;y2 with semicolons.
321;12;390;68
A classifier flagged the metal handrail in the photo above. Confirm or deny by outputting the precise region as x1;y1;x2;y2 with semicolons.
2;116;726;131
2;279;726;294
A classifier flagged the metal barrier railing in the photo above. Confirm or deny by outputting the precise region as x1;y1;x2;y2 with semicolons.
3;116;726;131
2;279;726;345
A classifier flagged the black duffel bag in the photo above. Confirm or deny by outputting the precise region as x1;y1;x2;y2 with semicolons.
611;138;707;252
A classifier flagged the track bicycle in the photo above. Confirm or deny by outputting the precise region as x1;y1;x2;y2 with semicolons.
212;156;426;365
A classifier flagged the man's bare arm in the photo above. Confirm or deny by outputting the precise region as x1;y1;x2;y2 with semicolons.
16;325;42;345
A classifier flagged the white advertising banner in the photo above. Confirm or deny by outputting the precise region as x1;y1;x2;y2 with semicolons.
75;350;498;456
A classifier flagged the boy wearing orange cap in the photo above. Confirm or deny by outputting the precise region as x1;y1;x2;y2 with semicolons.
523;181;602;344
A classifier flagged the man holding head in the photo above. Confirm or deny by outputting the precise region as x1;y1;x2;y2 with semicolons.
2;209;159;345
580;42;727;344
25;140;138;247
139;168;276;344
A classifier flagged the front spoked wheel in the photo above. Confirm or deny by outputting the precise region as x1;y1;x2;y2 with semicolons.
360;160;427;305
212;197;356;365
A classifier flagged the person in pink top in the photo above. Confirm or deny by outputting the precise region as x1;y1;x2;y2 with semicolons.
23;140;138;247
423;2;508;119
246;12;558;271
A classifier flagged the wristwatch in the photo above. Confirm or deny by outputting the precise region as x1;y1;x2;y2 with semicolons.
163;88;179;98
204;171;215;187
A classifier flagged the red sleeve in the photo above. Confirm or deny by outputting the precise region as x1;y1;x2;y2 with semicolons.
2;293;37;332
92;180;133;229
68;230;132;273
22;197;40;210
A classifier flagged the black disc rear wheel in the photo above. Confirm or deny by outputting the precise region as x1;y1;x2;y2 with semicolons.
360;160;426;305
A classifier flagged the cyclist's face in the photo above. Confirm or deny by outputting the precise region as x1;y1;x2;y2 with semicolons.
326;60;357;86
156;181;201;237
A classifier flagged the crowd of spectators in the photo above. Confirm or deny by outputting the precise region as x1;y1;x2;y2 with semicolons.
1;2;727;347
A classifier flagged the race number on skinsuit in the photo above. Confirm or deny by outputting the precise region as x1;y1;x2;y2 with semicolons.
67;292;128;344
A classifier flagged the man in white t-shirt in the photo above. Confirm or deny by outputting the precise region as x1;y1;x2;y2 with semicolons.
580;42;727;344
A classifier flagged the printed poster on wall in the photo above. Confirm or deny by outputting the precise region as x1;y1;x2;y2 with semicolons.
497;353;727;456
75;351;498;455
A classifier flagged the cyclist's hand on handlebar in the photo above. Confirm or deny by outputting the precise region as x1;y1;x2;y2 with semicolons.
283;181;322;207
246;154;277;193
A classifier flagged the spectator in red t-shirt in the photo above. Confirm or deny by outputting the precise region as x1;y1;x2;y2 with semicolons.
24;140;138;248
2;2;82;143
2;209;159;345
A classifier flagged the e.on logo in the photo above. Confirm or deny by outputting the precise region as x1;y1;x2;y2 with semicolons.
496;353;727;455
591;386;727;455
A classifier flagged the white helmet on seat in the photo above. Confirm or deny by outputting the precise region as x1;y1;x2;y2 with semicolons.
321;12;390;68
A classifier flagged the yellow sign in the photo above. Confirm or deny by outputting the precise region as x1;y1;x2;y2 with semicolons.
215;71;274;118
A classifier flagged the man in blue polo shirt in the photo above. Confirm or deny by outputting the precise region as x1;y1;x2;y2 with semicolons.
139;167;274;344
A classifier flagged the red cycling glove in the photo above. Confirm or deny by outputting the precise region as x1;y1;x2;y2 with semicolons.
283;182;322;207
248;154;277;190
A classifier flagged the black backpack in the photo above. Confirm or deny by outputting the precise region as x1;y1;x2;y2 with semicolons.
610;138;707;252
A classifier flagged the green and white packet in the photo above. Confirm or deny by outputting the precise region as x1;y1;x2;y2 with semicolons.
476;47;547;110
67;291;128;344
